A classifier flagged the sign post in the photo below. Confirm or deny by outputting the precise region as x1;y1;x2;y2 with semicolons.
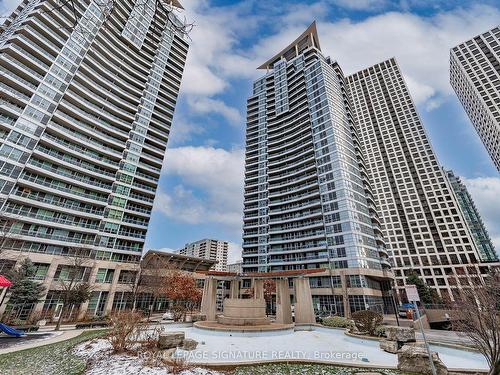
405;285;436;375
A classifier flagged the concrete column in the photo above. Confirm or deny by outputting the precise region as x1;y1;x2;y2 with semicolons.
294;277;315;324
275;278;292;324
200;277;217;321
104;266;121;315
77;264;99;320
31;261;60;317
229;279;239;299
340;271;350;318
253;279;264;299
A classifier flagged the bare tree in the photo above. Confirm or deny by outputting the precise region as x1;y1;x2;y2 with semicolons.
134;252;173;319
54;246;94;330
0;211;18;256
161;267;201;321
448;268;500;375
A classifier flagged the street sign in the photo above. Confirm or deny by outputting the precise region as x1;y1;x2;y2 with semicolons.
405;284;420;302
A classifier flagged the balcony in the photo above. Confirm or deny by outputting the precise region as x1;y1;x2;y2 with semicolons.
27;158;112;190
4;205;99;230
12;189;103;216
35;143;117;179
11;228;95;245
19;172;108;203
0;82;31;101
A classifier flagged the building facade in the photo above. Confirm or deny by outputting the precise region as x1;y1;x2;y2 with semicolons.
450;26;500;171
444;169;498;262
347;58;492;301
179;239;229;272
242;23;393;316
227;260;243;274
0;0;189;320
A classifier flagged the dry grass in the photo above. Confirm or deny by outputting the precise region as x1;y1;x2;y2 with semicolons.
163;356;194;374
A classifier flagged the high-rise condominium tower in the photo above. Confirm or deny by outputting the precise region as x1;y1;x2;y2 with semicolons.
445;170;498;263
179;239;229;272
242;23;393;316
450;26;500;171
347;58;490;301
0;0;188;319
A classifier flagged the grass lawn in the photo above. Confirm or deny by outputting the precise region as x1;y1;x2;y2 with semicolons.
0;329;107;375
233;363;411;375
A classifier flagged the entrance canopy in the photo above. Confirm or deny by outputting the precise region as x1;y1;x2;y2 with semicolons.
197;268;325;280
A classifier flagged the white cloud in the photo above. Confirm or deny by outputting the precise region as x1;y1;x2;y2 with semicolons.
187;97;242;126
317;6;500;107
179;2;500;113
154;146;245;232
180;0;261;96
153;247;178;254
227;241;243;264
168;118;206;146
331;0;387;11
462;177;500;253
0;0;19;17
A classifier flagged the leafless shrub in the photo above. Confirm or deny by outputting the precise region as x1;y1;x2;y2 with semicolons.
107;310;143;353
448;268;500;375
163;356;193;375
351;310;383;336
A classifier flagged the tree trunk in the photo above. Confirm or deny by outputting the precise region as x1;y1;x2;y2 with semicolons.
55;303;66;331
489;359;500;375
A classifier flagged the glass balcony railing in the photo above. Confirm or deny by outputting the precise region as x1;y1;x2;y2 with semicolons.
134;170;158;183
122;217;148;227
118;230;146;239
4;206;99;229
16;34;56;62
0;98;24;114
61;98;130;139
2;54;44;80
10;43;50;70
0;82;31;101
11;228;95;245
125;205;151;215
20;173;108;202
132;181;156;193
49;119;123;156
36;141;116;178
128;192;154;204
28;158;112;190
0;114;17;126
12;189;103;215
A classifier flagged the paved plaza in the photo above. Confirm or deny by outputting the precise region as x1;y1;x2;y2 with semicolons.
163;325;488;371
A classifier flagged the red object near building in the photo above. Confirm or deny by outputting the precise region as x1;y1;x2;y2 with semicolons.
0;275;12;287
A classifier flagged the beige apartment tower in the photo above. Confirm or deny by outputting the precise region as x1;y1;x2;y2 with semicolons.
179;239;229;272
348;58;494;301
450;26;500;171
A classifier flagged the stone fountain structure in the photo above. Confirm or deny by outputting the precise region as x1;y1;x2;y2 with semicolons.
194;270;319;332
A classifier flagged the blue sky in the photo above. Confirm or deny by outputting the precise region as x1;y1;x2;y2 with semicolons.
1;0;499;261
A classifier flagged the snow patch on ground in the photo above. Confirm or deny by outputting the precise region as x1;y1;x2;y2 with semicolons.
74;338;112;358
74;339;222;375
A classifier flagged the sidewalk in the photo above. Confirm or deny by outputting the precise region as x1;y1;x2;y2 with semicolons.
0;329;84;355
417;329;473;347
37;323;77;332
